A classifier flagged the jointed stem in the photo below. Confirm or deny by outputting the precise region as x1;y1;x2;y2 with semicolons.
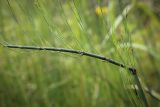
4;44;136;74
3;43;160;106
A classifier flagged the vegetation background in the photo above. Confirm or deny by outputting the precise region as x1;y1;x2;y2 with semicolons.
0;0;160;107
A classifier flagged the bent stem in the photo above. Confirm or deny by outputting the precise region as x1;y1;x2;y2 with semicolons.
1;43;150;106
2;44;136;74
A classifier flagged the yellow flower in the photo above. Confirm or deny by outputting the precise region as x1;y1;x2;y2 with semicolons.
95;6;108;16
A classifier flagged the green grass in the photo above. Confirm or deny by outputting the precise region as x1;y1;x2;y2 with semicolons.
0;0;160;107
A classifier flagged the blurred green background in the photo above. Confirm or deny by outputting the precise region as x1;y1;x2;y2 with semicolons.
0;0;160;107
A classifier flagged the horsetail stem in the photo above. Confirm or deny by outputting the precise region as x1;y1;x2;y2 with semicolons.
3;44;136;74
1;43;151;107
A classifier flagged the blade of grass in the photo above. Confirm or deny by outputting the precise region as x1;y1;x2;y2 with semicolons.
100;3;134;48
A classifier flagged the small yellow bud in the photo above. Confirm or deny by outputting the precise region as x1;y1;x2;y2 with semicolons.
95;6;108;15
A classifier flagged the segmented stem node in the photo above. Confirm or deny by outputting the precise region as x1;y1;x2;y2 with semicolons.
129;68;137;75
